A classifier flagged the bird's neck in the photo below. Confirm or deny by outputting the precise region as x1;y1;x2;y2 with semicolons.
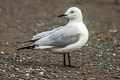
68;18;83;23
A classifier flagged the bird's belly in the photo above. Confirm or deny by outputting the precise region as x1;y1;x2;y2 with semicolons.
51;36;88;53
51;46;80;53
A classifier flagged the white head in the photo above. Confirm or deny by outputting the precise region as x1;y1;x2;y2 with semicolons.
58;7;83;21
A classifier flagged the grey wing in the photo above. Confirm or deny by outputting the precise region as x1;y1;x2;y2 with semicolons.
34;27;80;48
49;32;80;47
32;31;51;40
32;26;63;40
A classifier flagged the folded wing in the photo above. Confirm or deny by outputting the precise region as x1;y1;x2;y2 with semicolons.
34;27;80;48
32;26;63;40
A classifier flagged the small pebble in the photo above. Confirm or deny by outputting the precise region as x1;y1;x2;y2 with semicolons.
63;76;67;78
116;67;120;71
10;74;16;77
54;74;59;78
112;53;116;56
6;42;9;45
27;57;32;59
76;71;80;74
98;62;102;66
19;79;24;80
50;60;54;63
109;29;117;33
19;59;23;62
39;72;44;76
88;77;96;80
40;67;46;72
16;68;23;73
67;71;71;73
34;77;38;80
0;51;5;54
24;73;30;78
97;38;101;41
51;72;54;75
2;70;6;72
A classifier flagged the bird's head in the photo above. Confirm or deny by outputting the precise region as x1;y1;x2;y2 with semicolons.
58;7;83;21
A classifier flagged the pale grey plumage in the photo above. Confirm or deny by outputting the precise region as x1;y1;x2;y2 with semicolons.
32;26;63;40
34;26;80;48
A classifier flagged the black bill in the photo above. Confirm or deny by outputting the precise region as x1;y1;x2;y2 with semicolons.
58;14;67;17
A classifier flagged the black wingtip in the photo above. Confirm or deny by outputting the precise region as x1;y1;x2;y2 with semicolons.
17;45;36;51
17;47;25;51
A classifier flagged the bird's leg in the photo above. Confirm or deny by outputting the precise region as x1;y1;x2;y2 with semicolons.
63;54;66;66
68;53;71;67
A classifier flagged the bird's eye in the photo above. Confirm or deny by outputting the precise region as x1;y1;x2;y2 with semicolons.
70;11;74;13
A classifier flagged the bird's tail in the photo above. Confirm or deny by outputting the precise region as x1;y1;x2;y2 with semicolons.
17;45;36;51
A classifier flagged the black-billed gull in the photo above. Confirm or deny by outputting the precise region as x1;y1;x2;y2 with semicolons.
17;7;89;67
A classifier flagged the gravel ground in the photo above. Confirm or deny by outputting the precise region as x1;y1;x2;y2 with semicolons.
0;0;120;80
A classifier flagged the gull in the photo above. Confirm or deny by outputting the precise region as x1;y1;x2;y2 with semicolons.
17;7;89;67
